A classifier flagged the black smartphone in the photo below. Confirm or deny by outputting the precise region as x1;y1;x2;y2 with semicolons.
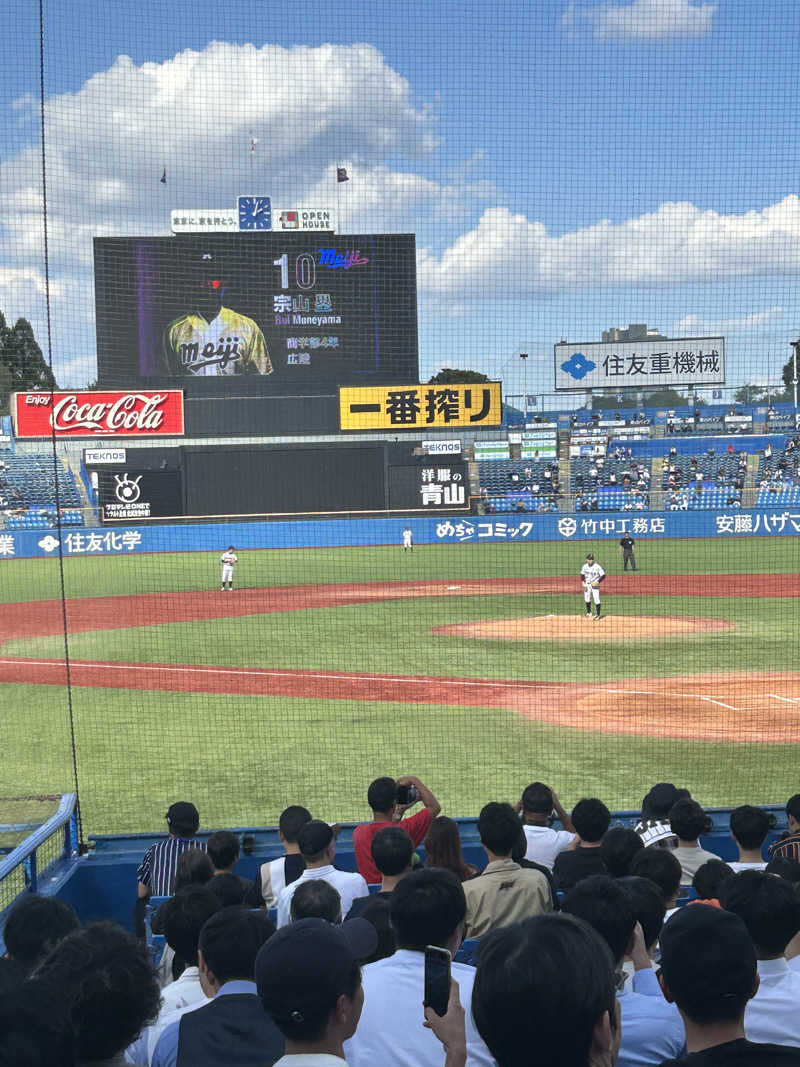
396;784;418;805
424;944;451;1017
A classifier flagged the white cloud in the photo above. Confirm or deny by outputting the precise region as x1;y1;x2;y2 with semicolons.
676;307;786;334
569;0;716;41
418;196;800;297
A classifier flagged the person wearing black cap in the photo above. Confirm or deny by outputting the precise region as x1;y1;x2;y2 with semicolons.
658;903;800;1064
276;820;368;928
256;916;378;1066
136;802;204;930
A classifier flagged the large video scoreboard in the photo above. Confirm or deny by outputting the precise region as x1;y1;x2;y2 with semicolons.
94;233;418;396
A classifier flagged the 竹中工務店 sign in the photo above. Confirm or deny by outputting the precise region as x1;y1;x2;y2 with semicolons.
12;391;185;438
340;383;502;431
554;337;725;391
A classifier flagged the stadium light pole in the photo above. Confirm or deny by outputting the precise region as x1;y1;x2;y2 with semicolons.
791;340;800;411
520;352;528;421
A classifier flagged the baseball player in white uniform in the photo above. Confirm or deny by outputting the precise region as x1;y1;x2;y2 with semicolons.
580;552;605;620
402;526;413;551
220;545;237;590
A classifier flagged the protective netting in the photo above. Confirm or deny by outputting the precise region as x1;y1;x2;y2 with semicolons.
2;1;800;838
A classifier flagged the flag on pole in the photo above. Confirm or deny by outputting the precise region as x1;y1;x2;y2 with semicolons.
160;168;166;185
336;167;349;183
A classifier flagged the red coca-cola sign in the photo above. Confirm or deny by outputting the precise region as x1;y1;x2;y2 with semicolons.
12;390;185;438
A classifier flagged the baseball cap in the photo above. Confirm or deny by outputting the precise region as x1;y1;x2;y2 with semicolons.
166;801;199;834
256;917;378;1023
586;553;594;560
297;819;334;856
659;904;755;1011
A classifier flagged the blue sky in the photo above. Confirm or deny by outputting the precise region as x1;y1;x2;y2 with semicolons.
2;0;800;399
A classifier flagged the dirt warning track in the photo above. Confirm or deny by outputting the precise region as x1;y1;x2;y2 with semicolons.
2;574;798;743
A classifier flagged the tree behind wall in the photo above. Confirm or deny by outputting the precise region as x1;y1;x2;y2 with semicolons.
0;311;56;413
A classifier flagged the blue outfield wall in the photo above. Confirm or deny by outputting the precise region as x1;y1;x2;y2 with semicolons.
2;507;800;560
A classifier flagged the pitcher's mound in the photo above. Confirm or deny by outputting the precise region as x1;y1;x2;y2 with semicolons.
433;615;734;642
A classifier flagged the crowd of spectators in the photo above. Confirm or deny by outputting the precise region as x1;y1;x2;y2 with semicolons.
4;778;800;1066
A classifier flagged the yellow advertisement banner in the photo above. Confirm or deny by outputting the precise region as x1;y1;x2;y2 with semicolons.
339;382;502;431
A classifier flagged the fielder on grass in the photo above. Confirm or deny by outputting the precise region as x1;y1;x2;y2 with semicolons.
220;546;237;591
580;552;605;620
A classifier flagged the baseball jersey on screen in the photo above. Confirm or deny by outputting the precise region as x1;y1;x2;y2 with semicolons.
581;562;605;586
164;307;272;376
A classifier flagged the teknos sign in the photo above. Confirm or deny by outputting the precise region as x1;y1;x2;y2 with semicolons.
12;391;185;438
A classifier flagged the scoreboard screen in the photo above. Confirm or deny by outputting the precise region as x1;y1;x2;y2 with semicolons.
94;233;418;395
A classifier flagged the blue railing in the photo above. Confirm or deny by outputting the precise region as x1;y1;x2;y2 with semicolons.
0;793;79;914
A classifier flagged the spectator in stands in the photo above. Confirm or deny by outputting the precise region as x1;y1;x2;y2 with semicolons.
358;896;396;963
519;781;575;870
208;872;250;907
634;782;686;848
768;794;800;864
511;825;557;908
128;885;222;1064
257;917;377;1066
553;798;610;891
669;798;717;883
353;775;440;884
630;847;682;916
137;802;203;928
730;806;773;871
424;815;479;881
349;826;415;917
657;903;800;1065
2;894;79;976
206;829;263;905
259;804;311;907
562;875;685;1066
290;879;342;923
692;858;735;905
600;826;644;878
32;920;161;1067
470;913;620;1067
617;875;667;972
720;870;800;1047
276;820;368;927
766;855;800;883
345;868;494;1067
462;802;551;938
171;848;215;891
152;908;282;1067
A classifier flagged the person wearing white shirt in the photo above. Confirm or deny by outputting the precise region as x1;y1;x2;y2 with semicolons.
519;782;575;870
722;870;800;1047
256;917;379;1067
729;805;772;872
277;821;368;928
345;868;494;1067
127;886;220;1064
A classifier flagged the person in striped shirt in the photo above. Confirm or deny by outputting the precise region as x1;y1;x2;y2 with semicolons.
137;801;204;903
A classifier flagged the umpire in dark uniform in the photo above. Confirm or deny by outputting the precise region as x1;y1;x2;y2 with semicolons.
619;533;636;571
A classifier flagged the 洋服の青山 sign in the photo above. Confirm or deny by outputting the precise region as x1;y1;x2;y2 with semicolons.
12;391;185;438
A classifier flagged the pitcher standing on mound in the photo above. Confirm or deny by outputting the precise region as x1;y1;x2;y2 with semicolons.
581;552;605;620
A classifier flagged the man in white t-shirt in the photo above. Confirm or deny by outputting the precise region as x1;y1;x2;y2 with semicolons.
729;805;771;871
519;782;575;870
276;820;368;927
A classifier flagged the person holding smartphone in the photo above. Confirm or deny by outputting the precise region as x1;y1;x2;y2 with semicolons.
353;775;441;884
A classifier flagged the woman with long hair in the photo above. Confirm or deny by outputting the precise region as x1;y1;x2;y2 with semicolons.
423;816;479;881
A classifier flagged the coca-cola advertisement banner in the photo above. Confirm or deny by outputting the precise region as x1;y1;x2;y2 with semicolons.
12;390;185;438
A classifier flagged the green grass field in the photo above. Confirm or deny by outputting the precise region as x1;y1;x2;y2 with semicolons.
2;535;799;834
